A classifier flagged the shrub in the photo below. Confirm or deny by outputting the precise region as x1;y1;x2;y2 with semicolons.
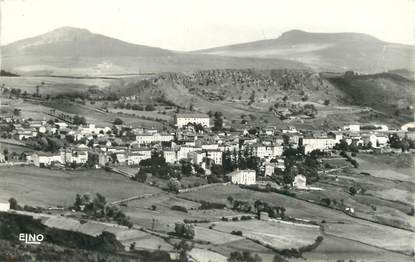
241;215;252;220
231;230;243;236
232;200;252;213
171;205;188;213
299;236;324;253
167;178;181;192
113;118;123;125
8;197;21;210
228;251;262;262
174;223;195;239
320;198;331;207
199;201;226;210
350;159;359;168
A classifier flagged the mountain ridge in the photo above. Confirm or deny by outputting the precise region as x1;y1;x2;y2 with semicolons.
195;29;415;73
196;29;384;52
2;27;413;74
2;26;172;57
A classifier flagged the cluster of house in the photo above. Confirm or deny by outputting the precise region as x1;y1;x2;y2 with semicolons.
31;145;89;167
4;119;111;142
2;114;413;185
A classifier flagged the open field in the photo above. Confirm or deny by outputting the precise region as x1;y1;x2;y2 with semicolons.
0;98;57;121
108;108;173;122
0;76;113;95
121;193;243;232
296;172;415;230
354;153;414;183
42;100;165;128
0;142;32;155
203;220;320;250
203;238;277;262
321;168;415;206
194;226;244;244
16;210;174;252
180;184;415;255
0;166;160;207
189;248;227;262
291;234;414;262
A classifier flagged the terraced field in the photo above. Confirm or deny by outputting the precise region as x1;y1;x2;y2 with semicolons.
180;184;415;256
0;167;160;207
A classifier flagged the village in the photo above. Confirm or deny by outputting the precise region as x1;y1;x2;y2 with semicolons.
1;108;414;261
1;111;414;187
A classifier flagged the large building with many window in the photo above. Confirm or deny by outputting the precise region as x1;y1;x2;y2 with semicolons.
176;114;210;128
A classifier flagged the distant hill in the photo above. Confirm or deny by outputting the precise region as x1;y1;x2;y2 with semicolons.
196;30;415;73
1;27;305;76
2;27;171;57
4;27;413;75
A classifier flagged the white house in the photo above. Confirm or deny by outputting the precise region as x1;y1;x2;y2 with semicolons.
367;134;389;148
176;114;210;128
163;150;178;163
293;174;307;189
79;124;111;136
189;150;205;165
264;163;277;177
0;153;5;163
16;129;37;140
205;149;223;165
32;152;63;167
201;144;219;150
127;149;152;165
177;146;201;160
60;146;89;165
300;137;337;154
227;169;256;185
343;124;360;132
254;145;283;159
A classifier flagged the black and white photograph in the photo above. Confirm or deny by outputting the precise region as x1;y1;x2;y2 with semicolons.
0;0;414;261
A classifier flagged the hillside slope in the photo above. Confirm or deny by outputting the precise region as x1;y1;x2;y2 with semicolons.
324;72;414;123
196;30;415;73
111;69;414;126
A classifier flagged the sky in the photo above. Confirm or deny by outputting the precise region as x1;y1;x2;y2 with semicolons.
1;0;414;51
